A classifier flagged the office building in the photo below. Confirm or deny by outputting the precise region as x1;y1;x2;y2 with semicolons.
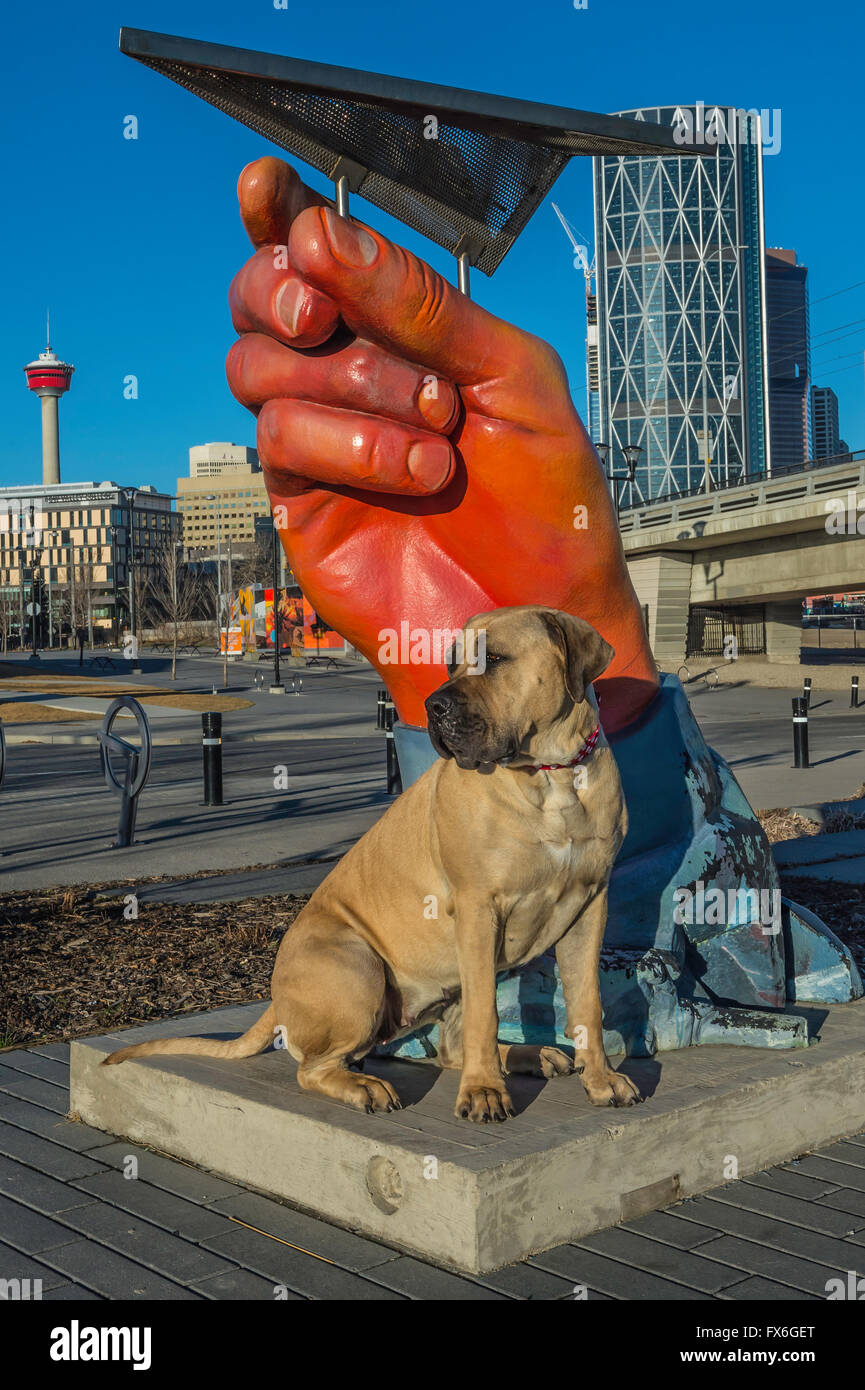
188;442;259;478
811;385;841;461
0;481;177;640
765;248;810;469
592;104;772;502
177;444;270;551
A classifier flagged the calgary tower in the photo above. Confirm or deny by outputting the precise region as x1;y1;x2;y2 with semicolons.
23;316;74;485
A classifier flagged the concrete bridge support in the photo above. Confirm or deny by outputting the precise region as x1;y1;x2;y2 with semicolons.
765;601;805;662
627;552;692;665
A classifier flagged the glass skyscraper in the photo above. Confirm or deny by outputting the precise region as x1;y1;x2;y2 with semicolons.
765;248;811;469
811;385;841;460
591;105;772;503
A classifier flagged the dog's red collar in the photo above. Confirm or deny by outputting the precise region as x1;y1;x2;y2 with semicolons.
528;723;602;772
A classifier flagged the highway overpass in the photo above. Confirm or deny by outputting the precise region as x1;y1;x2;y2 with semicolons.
620;452;865;664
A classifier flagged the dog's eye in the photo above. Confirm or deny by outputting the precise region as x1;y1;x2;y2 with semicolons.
485;653;504;666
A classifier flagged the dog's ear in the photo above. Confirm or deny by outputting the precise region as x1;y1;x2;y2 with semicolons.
541;611;614;704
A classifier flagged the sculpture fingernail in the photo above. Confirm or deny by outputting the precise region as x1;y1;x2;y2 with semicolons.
322;208;377;267
407;441;452;492
276;279;305;336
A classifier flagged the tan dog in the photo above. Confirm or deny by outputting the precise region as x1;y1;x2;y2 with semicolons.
105;606;641;1120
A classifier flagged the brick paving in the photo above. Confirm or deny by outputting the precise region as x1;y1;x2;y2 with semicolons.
1;1042;865;1300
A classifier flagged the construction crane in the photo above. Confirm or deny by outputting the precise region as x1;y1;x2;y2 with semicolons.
552;203;600;441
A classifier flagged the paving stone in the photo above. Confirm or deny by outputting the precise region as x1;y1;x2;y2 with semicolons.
720;1276;820;1301
576;1227;743;1294
0;1120;110;1182
0;1154;98;1214
35;1239;204;1300
361;1255;507;1300
469;1260;590;1300
622;1208;722;1249
703;1182;865;1236
785;1155;865;1194
88;1141;241;1203
30;1044;70;1064
192;1267;303;1300
0;1064;29;1090
199;1225;407;1299
58;1202;240;1285
689;1195;863;1267
71;1171;237;1241
0;1074;69;1115
529;1245;717;1299
0;1051;70;1083
0;1100;118;1153
815;1140;865;1169
743;1168;842;1200
694;1235;849;1296
42;1283;103;1300
0;1193;84;1255
209;1191;400;1273
0;1240;71;1293
817;1189;865;1219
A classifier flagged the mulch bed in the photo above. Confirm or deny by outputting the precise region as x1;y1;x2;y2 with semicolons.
3;811;865;1052
0;885;308;1051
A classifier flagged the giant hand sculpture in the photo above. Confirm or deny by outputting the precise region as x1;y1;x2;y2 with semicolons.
226;156;657;734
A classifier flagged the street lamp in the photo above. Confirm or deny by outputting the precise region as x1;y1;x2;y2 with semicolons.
706;415;729;489
205;494;228;687
270;522;285;695
51;527;74;650
17;502;41;662
46;527;61;650
109;522;121;646
606;442;643;523
118;487;140;670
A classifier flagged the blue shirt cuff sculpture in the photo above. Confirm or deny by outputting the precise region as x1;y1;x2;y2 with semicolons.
383;673;862;1061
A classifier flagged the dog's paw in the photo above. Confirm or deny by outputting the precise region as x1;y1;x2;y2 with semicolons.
581;1068;642;1108
455;1079;515;1123
342;1072;403;1113
503;1044;574;1079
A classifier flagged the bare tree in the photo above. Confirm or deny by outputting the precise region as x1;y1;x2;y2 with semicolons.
0;593;13;655
231;534;272;590
143;538;207;679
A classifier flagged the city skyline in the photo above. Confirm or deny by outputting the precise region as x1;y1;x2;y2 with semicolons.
3;0;862;496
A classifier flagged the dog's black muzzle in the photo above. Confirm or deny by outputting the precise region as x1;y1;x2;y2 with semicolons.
425;685;514;770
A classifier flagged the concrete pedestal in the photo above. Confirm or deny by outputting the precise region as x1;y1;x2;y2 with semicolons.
71;999;865;1274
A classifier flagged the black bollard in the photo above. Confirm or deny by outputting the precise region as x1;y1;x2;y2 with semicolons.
376;687;387;730
802;677;812;709
852;675;859;709
792;697;809;769
385;706;403;795
202;711;224;805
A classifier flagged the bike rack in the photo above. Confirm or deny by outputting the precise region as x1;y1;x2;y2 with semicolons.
97;697;153;848
678;664;719;691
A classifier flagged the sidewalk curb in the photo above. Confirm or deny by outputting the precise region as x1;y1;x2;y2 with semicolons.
4;729;381;746
788;796;865;826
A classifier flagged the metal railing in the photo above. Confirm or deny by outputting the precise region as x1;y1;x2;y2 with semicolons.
619;449;863;514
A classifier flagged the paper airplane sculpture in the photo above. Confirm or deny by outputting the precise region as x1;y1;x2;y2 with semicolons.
119;27;713;283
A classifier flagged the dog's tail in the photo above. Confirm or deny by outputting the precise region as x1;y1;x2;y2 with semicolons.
101;1003;277;1067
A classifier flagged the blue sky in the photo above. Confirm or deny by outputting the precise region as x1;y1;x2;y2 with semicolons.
3;0;863;494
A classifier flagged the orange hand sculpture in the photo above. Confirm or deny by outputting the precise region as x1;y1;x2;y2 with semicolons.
227;156;659;732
